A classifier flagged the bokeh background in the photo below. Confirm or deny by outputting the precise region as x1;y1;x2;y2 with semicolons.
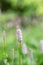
0;0;43;65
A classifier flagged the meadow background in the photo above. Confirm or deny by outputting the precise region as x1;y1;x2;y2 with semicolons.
0;0;43;65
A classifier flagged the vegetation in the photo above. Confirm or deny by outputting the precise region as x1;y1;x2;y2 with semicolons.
0;0;43;65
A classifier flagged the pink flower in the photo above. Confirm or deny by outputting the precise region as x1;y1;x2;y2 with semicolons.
40;40;43;53
22;43;28;54
16;26;22;41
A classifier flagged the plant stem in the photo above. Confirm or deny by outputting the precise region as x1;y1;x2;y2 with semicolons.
12;59;14;65
18;41;22;65
3;37;6;58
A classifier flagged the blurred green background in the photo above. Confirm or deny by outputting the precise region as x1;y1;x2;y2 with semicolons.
0;0;43;65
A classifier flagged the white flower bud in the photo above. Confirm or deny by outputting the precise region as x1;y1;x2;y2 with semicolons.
4;59;7;65
22;43;28;54
7;62;10;65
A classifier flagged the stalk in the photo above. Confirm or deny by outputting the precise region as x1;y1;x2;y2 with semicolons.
18;41;22;65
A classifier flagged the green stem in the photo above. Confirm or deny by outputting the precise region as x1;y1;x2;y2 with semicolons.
3;38;6;58
12;59;14;65
18;41;22;65
31;59;32;65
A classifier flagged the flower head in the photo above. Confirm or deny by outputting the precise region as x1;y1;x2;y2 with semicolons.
40;40;43;53
16;25;22;42
22;43;28;55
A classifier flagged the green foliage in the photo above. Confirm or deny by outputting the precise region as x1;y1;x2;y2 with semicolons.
0;0;43;65
0;10;18;23
1;0;43;16
37;54;43;65
0;22;43;65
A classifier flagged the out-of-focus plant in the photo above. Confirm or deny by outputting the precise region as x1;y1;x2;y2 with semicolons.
16;25;23;65
11;48;14;65
3;31;6;58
